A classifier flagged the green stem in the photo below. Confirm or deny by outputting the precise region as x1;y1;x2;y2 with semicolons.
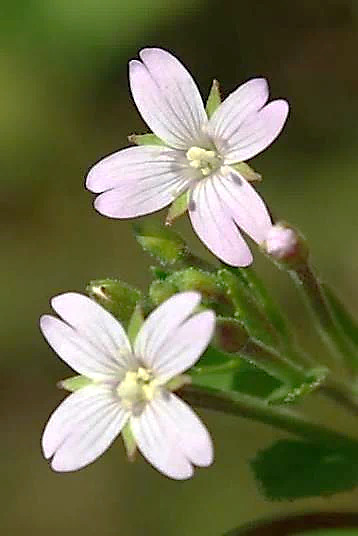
241;340;308;386
191;359;241;376
181;384;358;449
289;262;358;371
320;377;358;418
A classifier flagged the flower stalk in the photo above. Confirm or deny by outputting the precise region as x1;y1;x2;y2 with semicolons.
181;384;358;450
289;262;358;373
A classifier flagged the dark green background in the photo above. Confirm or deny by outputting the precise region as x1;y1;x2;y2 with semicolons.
2;0;358;534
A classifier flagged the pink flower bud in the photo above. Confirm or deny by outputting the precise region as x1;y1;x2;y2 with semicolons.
262;223;309;266
264;224;298;259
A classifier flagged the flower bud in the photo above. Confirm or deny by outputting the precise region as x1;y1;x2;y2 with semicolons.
86;278;141;327
262;223;308;265
213;317;249;353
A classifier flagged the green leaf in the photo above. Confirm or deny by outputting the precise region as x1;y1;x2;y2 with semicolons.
133;220;187;265
205;79;221;118
251;439;358;500
236;266;293;348
86;278;141;328
58;375;92;392
322;283;358;352
190;345;280;398
127;303;144;344
217;268;277;347
232;362;280;398
165;191;189;225
231;161;262;182
128;133;165;146
190;345;239;391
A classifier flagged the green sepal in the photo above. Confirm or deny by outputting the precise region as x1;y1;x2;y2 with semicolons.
251;439;358;500
166;374;191;392
205;79;221;118
231;162;262;182
122;422;137;461
165;191;189;225
58;375;93;392
149;267;234;317
128;133;165;146
149;278;178;306
86;278;142;328
267;367;328;404
149;266;172;280
133;220;188;266
127;303;145;345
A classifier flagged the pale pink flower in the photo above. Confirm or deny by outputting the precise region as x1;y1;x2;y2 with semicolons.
86;48;289;266
40;291;215;479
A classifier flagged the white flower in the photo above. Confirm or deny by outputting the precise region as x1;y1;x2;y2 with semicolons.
40;291;215;479
86;48;289;266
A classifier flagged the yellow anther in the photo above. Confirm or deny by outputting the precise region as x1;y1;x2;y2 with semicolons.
186;146;221;177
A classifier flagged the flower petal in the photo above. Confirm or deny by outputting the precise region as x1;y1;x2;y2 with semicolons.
87;146;193;218
213;171;272;244
40;316;121;380
129;48;207;150
218;100;289;163
152;310;216;382
134;291;201;367
41;293;132;379
131;392;213;479
42;385;129;472
207;78;269;150
189;175;253;266
164;393;213;467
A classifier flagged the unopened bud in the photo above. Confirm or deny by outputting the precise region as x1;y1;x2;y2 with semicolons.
213;317;249;353
262;223;308;265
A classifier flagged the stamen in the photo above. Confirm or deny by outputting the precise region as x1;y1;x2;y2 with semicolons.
186;146;221;177
117;367;158;411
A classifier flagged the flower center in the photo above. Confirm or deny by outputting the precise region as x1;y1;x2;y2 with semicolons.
117;367;158;411
186;146;221;177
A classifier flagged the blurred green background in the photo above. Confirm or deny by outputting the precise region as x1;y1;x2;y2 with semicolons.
2;0;358;534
